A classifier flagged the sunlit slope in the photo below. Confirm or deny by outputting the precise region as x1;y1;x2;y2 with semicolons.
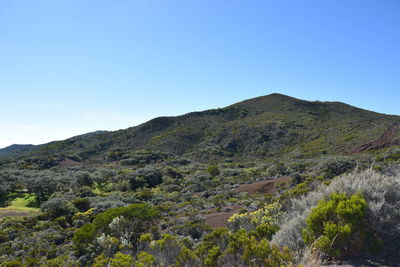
2;94;399;163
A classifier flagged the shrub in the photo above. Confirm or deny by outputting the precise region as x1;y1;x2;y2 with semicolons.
75;171;94;187
88;192;136;213
224;230;293;266
110;252;135;266
228;203;280;240
272;168;400;262
302;192;367;257
73;203;160;254
195;227;294;266
40;196;78;220
128;167;163;190
93;169;115;192
92;252;136;267
171;216;210;240
72;198;91;212
376;148;400;165
136;252;156;267
206;165;220;177
175;247;199;266
317;156;355;178
148;234;182;265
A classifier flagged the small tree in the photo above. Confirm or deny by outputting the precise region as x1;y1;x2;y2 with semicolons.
29;175;58;205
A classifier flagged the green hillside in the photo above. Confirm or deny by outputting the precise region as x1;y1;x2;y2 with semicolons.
2;94;399;166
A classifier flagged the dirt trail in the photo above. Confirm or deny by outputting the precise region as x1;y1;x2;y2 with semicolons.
351;124;400;153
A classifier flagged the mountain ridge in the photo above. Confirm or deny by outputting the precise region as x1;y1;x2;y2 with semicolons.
1;93;399;164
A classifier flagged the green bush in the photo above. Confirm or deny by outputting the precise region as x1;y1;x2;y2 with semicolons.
195;227;293;266
302;192;367;257
228;203;280;240
318;157;355;178
72;198;90;212
73;203;160;254
225;229;293;266
206;165;220;177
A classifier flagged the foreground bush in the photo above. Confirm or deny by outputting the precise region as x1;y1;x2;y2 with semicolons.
272;168;400;262
191;227;294;266
302;192;367;257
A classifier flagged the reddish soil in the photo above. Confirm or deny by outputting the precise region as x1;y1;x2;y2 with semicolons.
351;124;400;153
204;206;244;228
236;176;292;194
58;158;82;167
204;175;291;229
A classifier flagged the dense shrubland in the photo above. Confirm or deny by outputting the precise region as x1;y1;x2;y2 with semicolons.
0;146;399;266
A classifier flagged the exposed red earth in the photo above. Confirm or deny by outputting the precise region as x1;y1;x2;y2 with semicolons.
204;206;244;228
58;158;82;167
236;176;292;194
351;124;400;153
204;176;292;228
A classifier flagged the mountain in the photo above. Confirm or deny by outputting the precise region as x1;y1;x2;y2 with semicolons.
2;94;399;163
0;131;108;159
0;144;35;158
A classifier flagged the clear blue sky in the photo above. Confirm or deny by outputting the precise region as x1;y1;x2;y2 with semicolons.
0;0;399;148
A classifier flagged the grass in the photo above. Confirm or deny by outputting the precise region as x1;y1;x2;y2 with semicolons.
92;187;111;196
0;194;39;218
4;195;38;211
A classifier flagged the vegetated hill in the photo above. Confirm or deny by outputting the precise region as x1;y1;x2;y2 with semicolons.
3;94;400;163
0;144;34;158
0;131;108;160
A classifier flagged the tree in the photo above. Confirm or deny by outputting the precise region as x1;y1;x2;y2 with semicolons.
28;175;58;205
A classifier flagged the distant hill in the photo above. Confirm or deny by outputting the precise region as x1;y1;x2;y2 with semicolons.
0;131;108;160
2;94;399;163
0;144;35;158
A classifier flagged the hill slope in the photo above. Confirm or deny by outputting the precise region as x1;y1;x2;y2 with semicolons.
2;93;399;163
0;144;34;158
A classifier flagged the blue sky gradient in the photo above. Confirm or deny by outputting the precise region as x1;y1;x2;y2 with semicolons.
1;0;399;148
